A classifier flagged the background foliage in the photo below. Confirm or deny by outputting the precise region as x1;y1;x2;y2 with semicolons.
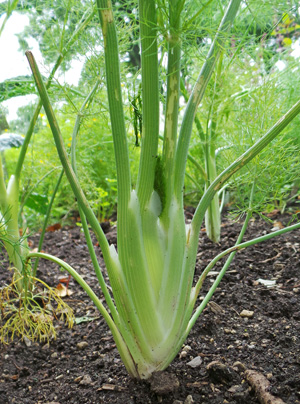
1;0;300;230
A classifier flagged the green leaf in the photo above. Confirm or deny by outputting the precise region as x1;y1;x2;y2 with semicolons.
74;316;99;324
0;76;38;102
24;192;48;214
282;37;292;46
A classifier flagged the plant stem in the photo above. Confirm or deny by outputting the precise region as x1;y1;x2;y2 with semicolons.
204;54;223;243
191;178;256;317
174;0;241;203
15;7;96;181
0;154;7;212
32;168;64;277
161;0;182;220
27;251;139;379
25;51;112;269
69;80;120;325
186;218;300;335
96;0;131;210
26;50;158;377
192;98;300;236
136;0;160;210
0;0;19;37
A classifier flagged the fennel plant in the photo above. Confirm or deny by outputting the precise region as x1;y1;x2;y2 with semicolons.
26;0;300;379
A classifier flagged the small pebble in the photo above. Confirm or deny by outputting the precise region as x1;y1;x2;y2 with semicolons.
184;395;194;404
80;375;92;385
227;385;241;393
77;341;89;350
239;309;254;318
23;336;32;347
44;402;60;404
187;356;202;368
179;345;191;359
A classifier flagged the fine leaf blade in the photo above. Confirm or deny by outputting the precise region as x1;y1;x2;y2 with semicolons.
0;76;38;102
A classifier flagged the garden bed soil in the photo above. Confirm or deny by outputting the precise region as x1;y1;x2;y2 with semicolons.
0;210;300;404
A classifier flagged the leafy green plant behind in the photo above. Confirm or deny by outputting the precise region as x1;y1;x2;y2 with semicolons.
186;24;300;218
0;5;98;343
27;0;300;380
218;59;300;215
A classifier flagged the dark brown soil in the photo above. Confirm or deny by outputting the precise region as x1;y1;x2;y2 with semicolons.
0;211;300;404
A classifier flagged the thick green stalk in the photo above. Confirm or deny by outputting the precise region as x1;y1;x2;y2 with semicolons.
69;80;120;326
26;51;158;373
204;55;223;243
180;77;206;148
139;3;186;337
1;154;24;292
0;154;7;212
96;0;131;210
159;131;207;181
96;5;134;318
4;175;25;291
153;1;241;348
136;0;160;209
204;151;220;242
96;1;172;353
161;1;182;220
174;0;241;202
179;79;207;181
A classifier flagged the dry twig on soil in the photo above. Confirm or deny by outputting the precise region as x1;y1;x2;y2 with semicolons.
245;369;286;404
